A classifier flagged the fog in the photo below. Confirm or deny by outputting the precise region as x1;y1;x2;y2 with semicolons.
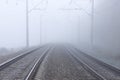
0;0;91;48
0;0;120;67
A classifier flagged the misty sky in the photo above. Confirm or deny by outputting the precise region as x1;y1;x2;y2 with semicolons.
0;0;120;57
0;0;91;48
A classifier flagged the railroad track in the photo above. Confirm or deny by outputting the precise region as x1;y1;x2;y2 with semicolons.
33;46;99;80
66;47;120;80
0;45;51;80
0;47;39;71
24;47;53;80
1;45;120;80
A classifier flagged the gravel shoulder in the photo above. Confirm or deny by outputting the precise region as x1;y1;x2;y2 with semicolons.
0;48;31;64
0;46;47;80
0;51;23;64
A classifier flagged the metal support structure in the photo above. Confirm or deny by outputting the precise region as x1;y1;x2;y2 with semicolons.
26;0;29;47
27;0;47;46
91;0;94;45
40;15;42;45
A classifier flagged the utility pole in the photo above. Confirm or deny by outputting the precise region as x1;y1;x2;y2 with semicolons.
91;0;94;45
40;15;42;45
27;0;47;46
26;0;29;47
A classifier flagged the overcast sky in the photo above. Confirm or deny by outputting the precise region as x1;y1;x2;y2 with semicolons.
0;0;120;54
0;0;91;48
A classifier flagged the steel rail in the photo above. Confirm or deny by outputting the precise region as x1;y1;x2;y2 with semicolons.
72;47;120;76
24;47;52;80
66;48;106;80
0;47;40;71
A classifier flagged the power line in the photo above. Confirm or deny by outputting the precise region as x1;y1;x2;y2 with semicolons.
29;0;48;13
59;0;95;46
28;0;48;46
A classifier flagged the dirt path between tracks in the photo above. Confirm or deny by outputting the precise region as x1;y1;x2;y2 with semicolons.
35;47;96;80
